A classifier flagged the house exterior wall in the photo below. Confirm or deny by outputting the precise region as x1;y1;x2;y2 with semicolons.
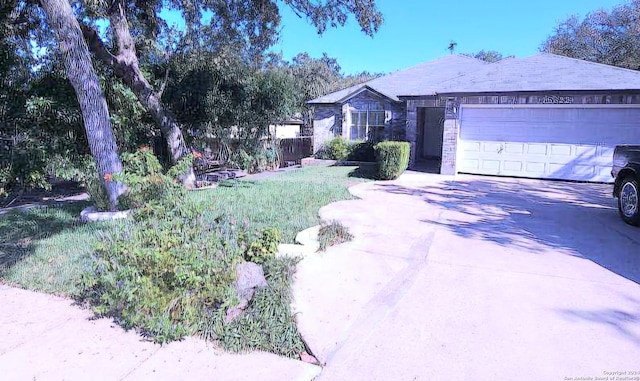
315;91;640;170
311;105;340;154
341;91;405;141
309;90;405;154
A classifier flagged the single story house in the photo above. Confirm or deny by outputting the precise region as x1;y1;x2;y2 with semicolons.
307;53;640;183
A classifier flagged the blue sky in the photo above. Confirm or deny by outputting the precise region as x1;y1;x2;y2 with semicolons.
271;0;625;75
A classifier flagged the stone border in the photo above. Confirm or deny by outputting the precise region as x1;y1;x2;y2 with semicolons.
80;206;131;222
276;225;322;259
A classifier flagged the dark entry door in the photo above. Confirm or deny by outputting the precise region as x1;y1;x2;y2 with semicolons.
420;108;445;159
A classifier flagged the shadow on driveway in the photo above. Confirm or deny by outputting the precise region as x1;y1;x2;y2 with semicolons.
375;178;640;285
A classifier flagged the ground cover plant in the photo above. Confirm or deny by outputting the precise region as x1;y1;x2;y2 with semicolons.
0;165;371;356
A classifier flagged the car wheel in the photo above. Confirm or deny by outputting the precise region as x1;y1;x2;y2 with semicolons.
618;176;640;226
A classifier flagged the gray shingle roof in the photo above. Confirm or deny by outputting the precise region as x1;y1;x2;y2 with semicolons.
436;53;640;94
308;53;640;104
307;54;489;103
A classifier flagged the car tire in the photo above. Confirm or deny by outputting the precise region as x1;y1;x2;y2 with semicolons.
618;176;640;226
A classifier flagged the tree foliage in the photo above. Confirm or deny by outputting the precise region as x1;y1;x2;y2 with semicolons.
464;50;510;63
541;0;640;70
1;0;384;197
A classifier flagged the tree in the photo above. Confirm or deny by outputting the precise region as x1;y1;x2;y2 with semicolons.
163;48;298;171
4;0;383;195
285;52;379;133
541;1;640;70
465;50;508;63
78;0;382;185
38;0;125;209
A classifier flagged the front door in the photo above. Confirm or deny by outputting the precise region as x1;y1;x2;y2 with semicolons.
422;108;445;159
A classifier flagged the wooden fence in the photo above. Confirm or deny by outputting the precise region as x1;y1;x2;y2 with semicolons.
278;137;312;167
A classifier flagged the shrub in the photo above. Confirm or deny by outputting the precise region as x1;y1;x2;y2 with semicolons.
347;141;376;162
244;227;281;264
324;137;351;160
213;256;306;358
48;155;112;211
318;221;354;251
114;148;190;211
78;204;245;343
230;147;279;174
374;141;410;180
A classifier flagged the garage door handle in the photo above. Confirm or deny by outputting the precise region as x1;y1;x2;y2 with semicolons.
497;145;504;154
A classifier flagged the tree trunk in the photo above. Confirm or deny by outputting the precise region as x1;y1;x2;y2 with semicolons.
39;0;126;210
81;1;195;187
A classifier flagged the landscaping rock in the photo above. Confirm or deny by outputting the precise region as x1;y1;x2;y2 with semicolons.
226;262;268;322
300;351;319;365
79;206;131;222
294;225;321;252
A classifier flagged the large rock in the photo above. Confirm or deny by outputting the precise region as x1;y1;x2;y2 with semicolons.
226;262;268;322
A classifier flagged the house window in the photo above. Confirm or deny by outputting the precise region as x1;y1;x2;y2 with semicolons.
349;104;386;141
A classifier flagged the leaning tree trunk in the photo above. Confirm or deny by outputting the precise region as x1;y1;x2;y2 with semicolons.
80;0;195;188
39;0;126;210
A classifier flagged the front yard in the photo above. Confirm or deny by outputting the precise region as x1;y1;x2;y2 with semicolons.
0;166;369;356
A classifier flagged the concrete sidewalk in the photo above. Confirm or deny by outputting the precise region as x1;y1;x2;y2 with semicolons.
0;285;321;381
292;172;640;380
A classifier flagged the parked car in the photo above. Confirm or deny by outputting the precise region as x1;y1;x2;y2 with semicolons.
612;145;640;226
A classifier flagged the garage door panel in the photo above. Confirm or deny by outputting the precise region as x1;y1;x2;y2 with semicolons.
458;106;640;182
505;143;524;154
525;162;546;174
527;144;547;155
550;144;572;156
503;161;523;171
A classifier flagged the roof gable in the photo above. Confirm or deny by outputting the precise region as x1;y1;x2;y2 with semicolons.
307;54;488;104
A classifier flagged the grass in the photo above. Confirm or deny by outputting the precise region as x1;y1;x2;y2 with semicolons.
318;220;354;251
0;166;371;357
0;202;121;295
189;166;370;242
0;165;369;295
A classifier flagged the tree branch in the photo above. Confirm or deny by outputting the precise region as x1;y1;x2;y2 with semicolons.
156;67;169;98
79;23;117;67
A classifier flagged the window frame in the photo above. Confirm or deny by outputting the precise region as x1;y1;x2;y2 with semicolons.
348;103;386;141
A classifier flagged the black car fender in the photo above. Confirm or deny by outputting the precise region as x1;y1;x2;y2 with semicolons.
614;164;640;197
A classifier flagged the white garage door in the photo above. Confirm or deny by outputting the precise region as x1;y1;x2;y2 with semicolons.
457;105;640;183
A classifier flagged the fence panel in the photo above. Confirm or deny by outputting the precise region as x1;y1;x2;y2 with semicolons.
279;137;312;166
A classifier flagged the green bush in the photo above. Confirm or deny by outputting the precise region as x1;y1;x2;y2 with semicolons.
230;147;279;174
78;204;245;343
48;154;112;211
324;137;351;160
114;148;190;211
244;227;281;264
374;141;410;180
347;141;376;162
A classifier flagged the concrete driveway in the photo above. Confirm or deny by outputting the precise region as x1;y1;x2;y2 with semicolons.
293;172;640;381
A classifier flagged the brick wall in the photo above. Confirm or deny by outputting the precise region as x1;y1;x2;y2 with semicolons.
312;105;340;154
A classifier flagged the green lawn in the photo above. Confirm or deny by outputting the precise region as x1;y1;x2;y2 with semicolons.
0;166;369;295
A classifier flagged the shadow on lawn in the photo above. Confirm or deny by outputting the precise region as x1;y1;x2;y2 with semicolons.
374;178;640;285
347;167;377;180
0;202;90;272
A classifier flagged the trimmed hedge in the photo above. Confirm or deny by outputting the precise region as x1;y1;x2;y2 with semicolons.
347;141;376;162
317;137;377;162
374;142;410;180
